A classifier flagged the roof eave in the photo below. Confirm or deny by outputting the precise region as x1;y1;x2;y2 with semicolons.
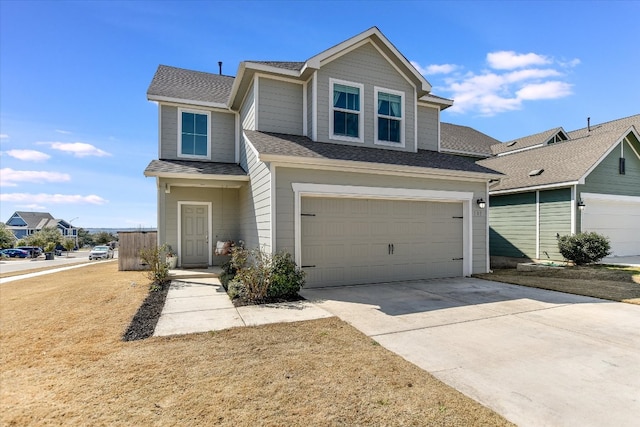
143;171;249;181
489;181;580;195
147;94;228;110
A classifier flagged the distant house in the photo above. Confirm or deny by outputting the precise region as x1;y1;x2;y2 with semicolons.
5;211;78;242
477;115;640;259
144;27;502;287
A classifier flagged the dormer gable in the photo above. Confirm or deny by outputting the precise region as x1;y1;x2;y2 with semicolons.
493;127;569;157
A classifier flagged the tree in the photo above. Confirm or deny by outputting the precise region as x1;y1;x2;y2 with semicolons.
76;228;93;248
0;223;16;249
63;238;75;257
24;227;62;248
93;231;117;245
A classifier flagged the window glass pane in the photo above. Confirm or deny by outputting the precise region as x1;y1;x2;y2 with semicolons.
378;97;389;116
389;119;401;142
346;113;359;137
195;114;208;134
347;92;359;111
182;112;195;132
194;135;208;156
333;84;359;111
378;117;389;141
334;111;346;135
334;90;346;109
378;92;401;117
181;134;194;155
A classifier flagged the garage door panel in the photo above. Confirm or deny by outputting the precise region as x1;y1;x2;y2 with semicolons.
302;197;464;287
582;197;640;256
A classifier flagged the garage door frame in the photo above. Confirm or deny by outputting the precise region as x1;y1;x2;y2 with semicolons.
292;183;474;277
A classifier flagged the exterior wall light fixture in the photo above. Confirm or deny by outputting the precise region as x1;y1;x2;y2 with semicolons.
476;198;486;209
577;199;585;211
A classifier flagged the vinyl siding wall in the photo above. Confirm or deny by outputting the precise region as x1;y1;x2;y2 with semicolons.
489;193;537;258
238;138;272;251
240;80;256;132
159;104;235;162
538;188;571;260
257;77;303;135
275;167;488;273
306;77;313;138
417;105;439;151
157;178;241;266
316;42;416;152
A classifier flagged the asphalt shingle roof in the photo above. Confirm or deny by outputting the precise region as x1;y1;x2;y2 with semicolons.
440;122;501;157
491;127;565;155
244;130;500;176
147;65;235;105
478;115;640;192
10;212;55;229
245;61;306;71
144;159;247;177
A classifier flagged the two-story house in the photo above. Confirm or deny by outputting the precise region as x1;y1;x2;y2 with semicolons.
5;211;78;242
144;27;501;287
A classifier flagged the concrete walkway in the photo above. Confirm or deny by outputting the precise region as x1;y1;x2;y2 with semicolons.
153;274;332;337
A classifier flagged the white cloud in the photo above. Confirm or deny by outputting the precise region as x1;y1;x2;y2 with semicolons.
411;61;459;76
516;81;573;100
5;149;51;162
45;142;111;157
55;129;72;134
0;168;71;187
17;203;47;210
487;51;551;70
0;193;108;205
0;134;8;139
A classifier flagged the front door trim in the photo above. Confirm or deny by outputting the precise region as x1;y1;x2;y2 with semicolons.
177;201;212;267
292;183;474;277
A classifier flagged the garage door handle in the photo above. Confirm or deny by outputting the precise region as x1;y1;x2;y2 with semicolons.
301;265;316;268
391;243;394;254
452;257;463;261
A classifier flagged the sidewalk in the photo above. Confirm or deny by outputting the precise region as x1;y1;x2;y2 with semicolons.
153;272;332;337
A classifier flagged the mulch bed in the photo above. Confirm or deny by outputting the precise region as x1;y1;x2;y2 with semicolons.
122;281;170;341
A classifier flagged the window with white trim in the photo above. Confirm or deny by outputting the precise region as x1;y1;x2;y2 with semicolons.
330;79;363;142
375;88;404;145
178;108;210;158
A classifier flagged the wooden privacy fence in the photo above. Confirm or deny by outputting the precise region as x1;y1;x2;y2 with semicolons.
118;231;157;271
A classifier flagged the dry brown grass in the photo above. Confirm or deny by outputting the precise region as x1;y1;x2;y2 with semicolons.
476;265;640;305
1;262;512;426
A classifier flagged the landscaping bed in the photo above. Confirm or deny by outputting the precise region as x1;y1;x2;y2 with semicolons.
475;264;640;304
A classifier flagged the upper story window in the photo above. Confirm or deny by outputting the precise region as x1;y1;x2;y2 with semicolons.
375;87;404;146
330;78;364;143
178;108;210;158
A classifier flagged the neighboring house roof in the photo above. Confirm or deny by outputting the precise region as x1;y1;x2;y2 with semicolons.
7;211;54;229
244;130;501;178
147;65;235;107
478;115;640;193
491;127;568;156
440;123;501;158
245;61;305;71
144;159;248;179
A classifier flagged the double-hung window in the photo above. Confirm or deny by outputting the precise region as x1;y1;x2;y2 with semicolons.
375;88;404;146
330;78;363;142
178;108;210;158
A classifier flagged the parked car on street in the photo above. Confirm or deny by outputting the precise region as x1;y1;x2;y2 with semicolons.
0;248;30;258
89;245;114;260
15;246;43;258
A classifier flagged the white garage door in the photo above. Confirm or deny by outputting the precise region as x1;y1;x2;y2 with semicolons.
301;197;463;287
581;194;640;256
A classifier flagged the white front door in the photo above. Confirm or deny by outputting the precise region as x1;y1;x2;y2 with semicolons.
181;204;209;267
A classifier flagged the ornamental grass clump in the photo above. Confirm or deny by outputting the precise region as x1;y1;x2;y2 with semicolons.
558;232;611;266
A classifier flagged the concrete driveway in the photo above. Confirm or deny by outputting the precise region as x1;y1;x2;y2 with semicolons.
301;278;640;427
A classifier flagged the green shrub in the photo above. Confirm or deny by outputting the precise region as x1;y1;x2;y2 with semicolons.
219;260;237;290
268;251;305;299
139;244;170;290
558;232;611;265
227;278;246;300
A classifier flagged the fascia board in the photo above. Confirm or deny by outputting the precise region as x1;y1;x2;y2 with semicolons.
143;171;249;181
489;181;579;195
147;94;228;110
418;96;454;107
260;153;501;181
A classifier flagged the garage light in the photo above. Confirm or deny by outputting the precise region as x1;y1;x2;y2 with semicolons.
577;199;585;211
476;198;486;209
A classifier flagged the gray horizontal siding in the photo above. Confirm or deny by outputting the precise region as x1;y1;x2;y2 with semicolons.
240;80;256;131
316;42;416;152
489;192;536;258
539;188;571;260
417;105;438;151
258;77;303;135
239;137;271;251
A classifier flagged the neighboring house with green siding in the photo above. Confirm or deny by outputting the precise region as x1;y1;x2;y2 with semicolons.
477;115;640;260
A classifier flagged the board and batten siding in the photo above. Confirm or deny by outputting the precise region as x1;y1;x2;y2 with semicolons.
257;77;303;135
159;104;235;162
157;178;241;266
315;42;416;152
417;105;439;151
538;188;571;260
489;192;537;258
238;137;272;251
275;167;488;274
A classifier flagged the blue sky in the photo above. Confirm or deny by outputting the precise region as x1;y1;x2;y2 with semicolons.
1;0;638;228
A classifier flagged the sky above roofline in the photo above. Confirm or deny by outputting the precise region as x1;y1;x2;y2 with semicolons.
1;1;638;228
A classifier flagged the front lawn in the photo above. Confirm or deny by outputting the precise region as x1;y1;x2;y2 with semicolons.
475;264;640;304
1;262;512;426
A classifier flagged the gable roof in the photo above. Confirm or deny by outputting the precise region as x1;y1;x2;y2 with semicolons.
244;130;501;178
8;211;54;229
147;65;235;107
478;115;640;193
440;123;501;158
144;159;248;180
491;127;569;155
